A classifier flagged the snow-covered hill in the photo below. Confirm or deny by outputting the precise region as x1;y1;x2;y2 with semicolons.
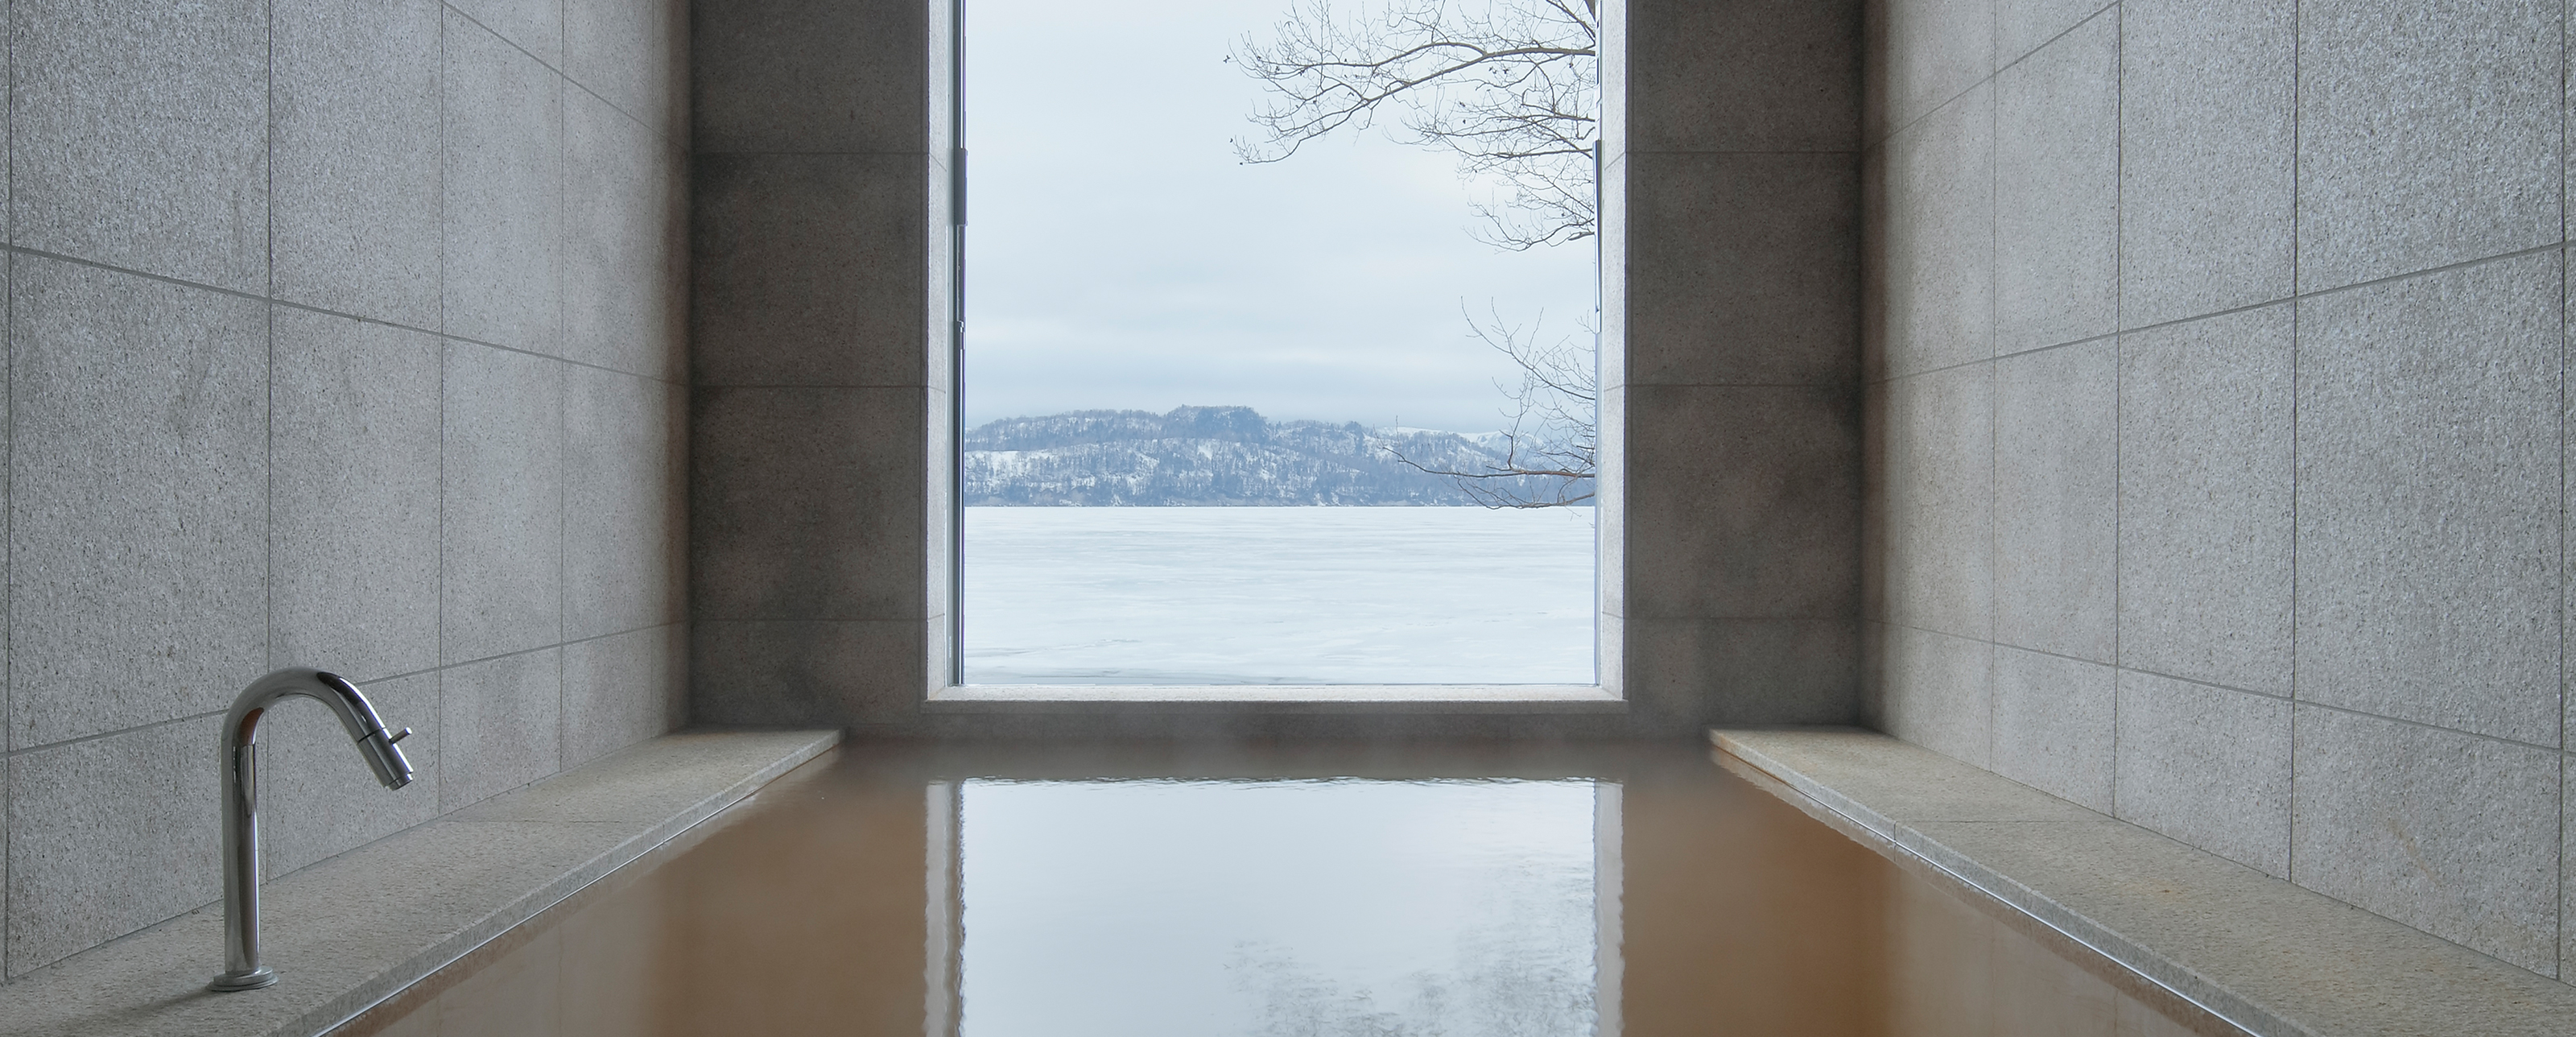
963;405;1584;506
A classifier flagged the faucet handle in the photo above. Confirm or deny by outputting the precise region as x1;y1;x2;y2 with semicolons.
387;727;412;745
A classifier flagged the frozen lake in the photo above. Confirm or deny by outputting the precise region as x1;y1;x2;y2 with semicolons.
962;506;1597;684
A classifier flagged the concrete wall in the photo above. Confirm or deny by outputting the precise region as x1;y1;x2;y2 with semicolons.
687;0;950;730
1861;0;2574;981
0;0;691;980
687;0;1866;738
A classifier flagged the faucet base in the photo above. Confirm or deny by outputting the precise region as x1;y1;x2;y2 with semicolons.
208;966;278;993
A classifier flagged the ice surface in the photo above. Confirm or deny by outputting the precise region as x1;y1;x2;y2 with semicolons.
962;506;1597;684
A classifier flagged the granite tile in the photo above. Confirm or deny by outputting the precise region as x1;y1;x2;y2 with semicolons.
1866;0;1996;142
271;0;443;328
1625;384;1860;620
561;625;686;770
1992;339;2115;662
444;10;565;353
691;153;931;387
270;307;442;682
1995;0;2112;67
2117;304;2295;696
564;366;684;642
565;0;687;140
1860;380;1886;622
440;650;564;813
1719;727;2576;1035
691;387;928;620
1990;647;2113;812
443;342;566;664
2296;0;2561;291
691;620;924;727
10;259;266;749
563;87;686;381
0;763;8;979
2292;705;2562;973
13;0;266;291
1868;83;1994;378
0;733;836;1037
691;0;928;153
1876;623;1993;767
2114;670;2289;876
1880;362;1994;640
1628;0;1859;151
253;671;441;879
2118;0;2296;328
5;717;221;977
2294;251;2562;746
1992;10;2116;355
1627;618;1860;731
446;0;563;64
448;729;835;826
1905;811;2576;1037
1627;153;1860;387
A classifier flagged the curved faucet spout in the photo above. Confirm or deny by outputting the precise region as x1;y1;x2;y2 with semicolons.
208;667;416;993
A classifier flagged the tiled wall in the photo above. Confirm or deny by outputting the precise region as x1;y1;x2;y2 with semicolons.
1617;0;1864;731
1862;0;2574;981
0;0;690;979
686;0;1868;737
687;0;949;730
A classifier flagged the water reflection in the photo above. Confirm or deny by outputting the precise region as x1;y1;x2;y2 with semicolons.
329;742;2242;1037
957;779;1603;1036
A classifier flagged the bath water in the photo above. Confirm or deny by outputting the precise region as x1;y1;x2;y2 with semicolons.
331;742;2240;1037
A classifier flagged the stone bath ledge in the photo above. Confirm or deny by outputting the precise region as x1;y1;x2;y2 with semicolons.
0;729;840;1037
1713;727;2576;1037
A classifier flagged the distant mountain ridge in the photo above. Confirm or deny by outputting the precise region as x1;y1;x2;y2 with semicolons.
964;406;1575;506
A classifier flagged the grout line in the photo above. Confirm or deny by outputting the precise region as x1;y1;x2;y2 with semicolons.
1873;242;2575;387
555;0;569;783
2109;0;2124;822
2545;0;2576;976
696;148;948;159
437;0;672;152
1987;24;2000;773
0;632;662;763
2286;0;2303;885
4;710;225;759
263;0;277;681
2;0;12;977
0;244;682;387
1868;0;2116;155
435;0;449;817
1882;618;2574;758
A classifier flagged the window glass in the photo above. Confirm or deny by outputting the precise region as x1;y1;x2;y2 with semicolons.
960;0;1602;685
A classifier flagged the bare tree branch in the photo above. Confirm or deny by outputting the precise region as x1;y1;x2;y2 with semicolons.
1382;304;1596;508
1240;0;1602;506
1233;0;1599;250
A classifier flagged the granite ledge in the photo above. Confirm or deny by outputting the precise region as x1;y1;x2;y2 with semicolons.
1712;726;2576;1037
0;729;841;1037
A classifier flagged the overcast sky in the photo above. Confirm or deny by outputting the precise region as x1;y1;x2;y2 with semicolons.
960;0;1597;433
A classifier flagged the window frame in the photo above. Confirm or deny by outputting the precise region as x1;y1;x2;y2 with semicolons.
919;0;1627;713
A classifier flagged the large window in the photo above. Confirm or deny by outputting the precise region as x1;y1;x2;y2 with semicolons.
943;0;1620;696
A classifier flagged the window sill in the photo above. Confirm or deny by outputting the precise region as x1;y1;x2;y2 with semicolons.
923;684;1624;714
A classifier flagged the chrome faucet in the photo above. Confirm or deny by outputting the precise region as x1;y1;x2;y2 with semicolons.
208;667;415;993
